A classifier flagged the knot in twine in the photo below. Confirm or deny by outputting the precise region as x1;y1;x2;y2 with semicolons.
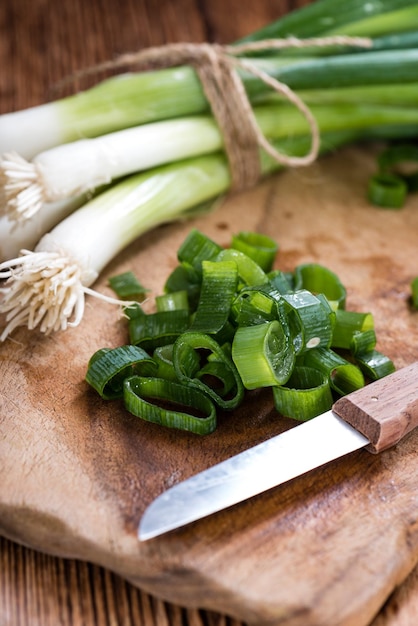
71;36;372;192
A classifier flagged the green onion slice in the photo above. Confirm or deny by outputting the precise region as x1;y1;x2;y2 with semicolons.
156;290;189;312
129;309;190;351
354;350;396;381
196;360;237;397
189;260;238;333
164;263;202;310
294;263;346;310
350;329;377;355
108;271;149;300
332;309;374;350
267;269;294;294
177;228;223;272
231;231;278;272
378;143;418;175
302;347;364;395
368;172;407;208
123;376;216;435
211;320;236;346
85;345;157;399
216;248;268;287
231;287;277;326
278;289;335;354
232;320;295;390
411;277;418;308
173;332;244;409
273;366;333;422
152;344;179;381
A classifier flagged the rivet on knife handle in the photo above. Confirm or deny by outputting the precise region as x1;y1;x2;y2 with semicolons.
332;361;418;453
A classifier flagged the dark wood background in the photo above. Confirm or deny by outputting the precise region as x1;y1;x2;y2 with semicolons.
2;0;418;624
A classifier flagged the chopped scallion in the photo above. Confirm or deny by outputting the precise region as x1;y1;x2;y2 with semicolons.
273;366;333;421
155;291;189;312
123;376;217;435
232;320;295;389
108;271;149;300
86;229;395;432
412;277;418;309
368;172;408;208
231;231;278;272
173;332;244;409
332;309;374;350
85;345;157;400
355;350;396;380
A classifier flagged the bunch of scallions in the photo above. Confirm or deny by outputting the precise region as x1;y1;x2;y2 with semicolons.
2;0;418;340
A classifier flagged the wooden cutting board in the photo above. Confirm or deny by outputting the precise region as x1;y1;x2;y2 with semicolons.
1;144;418;626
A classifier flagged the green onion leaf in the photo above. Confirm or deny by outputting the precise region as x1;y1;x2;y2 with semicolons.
195;360;238;398
378;143;418;172
278;289;335;354
267;269;294;294
174;332;244;409
108;271;149;300
294;263;346;310
368;172;408;208
123;376;217;435
85;345;157;399
355;350;396;380
350;329;377;355
302;347;365;395
232;320;295;389
164;263;202;310
189;260;238;334
216;248;268;288
412;277;418;308
332;309;374;350
156;290;189;312
129;309;190;351
177;228;223;272
152;344;178;382
231;231;278;272
273;366;333;421
231;287;277;326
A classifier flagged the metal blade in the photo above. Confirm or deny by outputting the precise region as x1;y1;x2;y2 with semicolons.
138;410;369;541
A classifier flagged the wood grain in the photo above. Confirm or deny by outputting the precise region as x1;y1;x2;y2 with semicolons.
2;1;418;626
333;363;418;453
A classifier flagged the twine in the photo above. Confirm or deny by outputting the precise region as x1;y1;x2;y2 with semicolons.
64;36;372;191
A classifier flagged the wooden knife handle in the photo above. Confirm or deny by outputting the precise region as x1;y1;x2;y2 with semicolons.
332;361;418;453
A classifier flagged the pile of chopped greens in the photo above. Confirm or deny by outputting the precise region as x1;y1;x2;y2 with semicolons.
86;230;395;434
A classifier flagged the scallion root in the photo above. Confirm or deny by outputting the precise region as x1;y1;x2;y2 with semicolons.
0;152;45;223
0;249;130;340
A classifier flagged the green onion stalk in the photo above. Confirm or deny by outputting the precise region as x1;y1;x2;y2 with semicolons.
2;0;418;159
0;117;415;341
3;99;418;233
2;1;418;254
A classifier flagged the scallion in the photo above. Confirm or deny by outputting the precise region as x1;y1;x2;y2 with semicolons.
86;229;396;431
123;376;217;435
368;172;408;208
3;0;418;160
412;277;418;309
232;320;295;389
85;345;157;400
108;271;149;300
273;366;333;421
6;100;417;226
0;154;230;340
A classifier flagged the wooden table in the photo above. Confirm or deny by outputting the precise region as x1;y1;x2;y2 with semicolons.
2;1;418;624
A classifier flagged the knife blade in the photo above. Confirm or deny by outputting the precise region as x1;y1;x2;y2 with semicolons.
138;361;418;541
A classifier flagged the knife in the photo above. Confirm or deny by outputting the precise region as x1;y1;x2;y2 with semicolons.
138;361;418;541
